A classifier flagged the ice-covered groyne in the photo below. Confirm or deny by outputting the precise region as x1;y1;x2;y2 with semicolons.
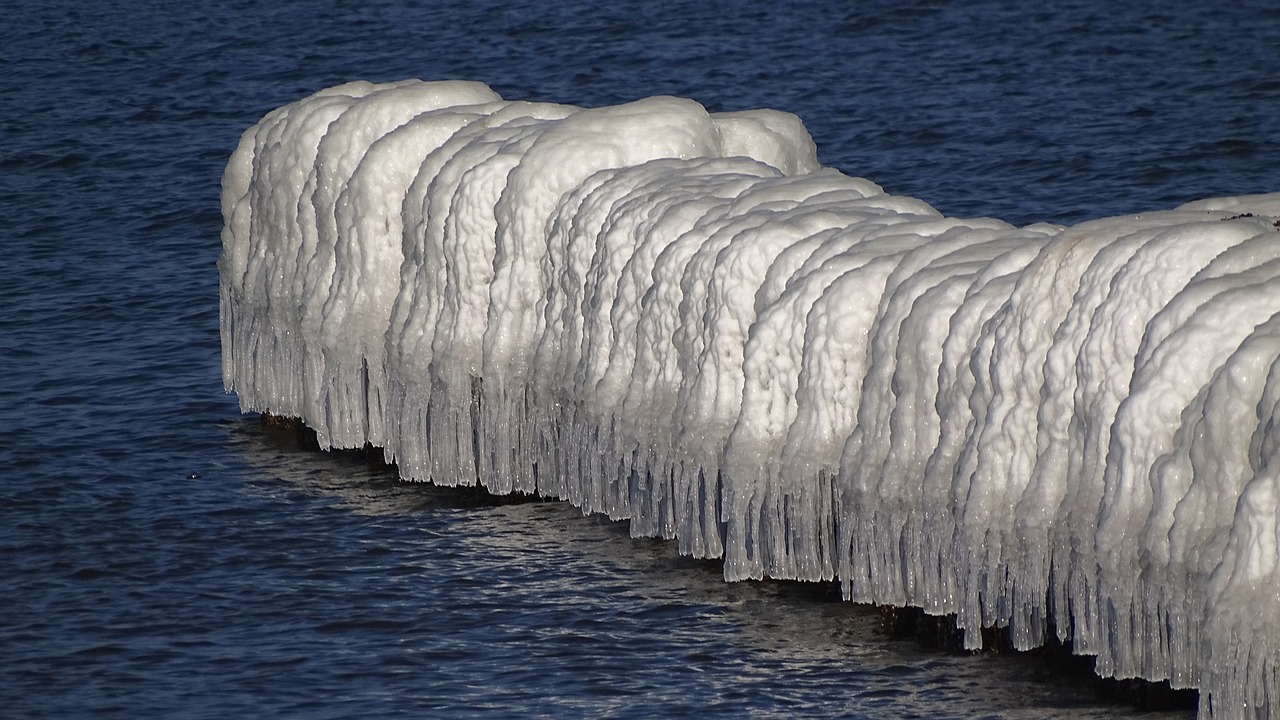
219;80;1280;717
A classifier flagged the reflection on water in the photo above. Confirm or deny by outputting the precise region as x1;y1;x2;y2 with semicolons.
229;415;1193;719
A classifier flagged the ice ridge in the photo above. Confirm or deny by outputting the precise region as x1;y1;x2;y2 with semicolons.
220;80;1280;718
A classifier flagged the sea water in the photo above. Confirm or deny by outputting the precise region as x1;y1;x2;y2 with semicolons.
4;0;1278;717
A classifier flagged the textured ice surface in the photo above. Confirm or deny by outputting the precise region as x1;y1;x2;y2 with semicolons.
220;80;1280;718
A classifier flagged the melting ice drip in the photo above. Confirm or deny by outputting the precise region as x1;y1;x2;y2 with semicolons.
220;79;1280;717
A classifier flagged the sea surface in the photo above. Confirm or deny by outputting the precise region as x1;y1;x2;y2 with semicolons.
4;0;1278;717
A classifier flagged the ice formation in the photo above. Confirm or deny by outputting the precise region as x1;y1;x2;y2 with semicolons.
220;80;1280;718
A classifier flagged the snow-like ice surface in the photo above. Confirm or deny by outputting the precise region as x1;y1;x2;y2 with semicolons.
220;80;1280;718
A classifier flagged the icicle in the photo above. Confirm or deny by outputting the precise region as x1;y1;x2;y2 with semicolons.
221;81;1280;718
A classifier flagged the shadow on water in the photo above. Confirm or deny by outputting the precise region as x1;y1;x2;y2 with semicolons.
242;412;549;513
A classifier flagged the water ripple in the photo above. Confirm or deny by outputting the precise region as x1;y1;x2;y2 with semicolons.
5;0;1268;715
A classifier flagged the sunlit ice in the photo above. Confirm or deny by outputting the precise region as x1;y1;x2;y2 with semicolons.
220;80;1280;718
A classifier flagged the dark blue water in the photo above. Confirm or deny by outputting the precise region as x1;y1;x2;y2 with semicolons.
4;0;1276;716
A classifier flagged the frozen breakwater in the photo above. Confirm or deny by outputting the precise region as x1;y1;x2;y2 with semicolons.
220;80;1280;717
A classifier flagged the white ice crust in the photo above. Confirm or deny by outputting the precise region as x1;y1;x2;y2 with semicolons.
220;80;1280;718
